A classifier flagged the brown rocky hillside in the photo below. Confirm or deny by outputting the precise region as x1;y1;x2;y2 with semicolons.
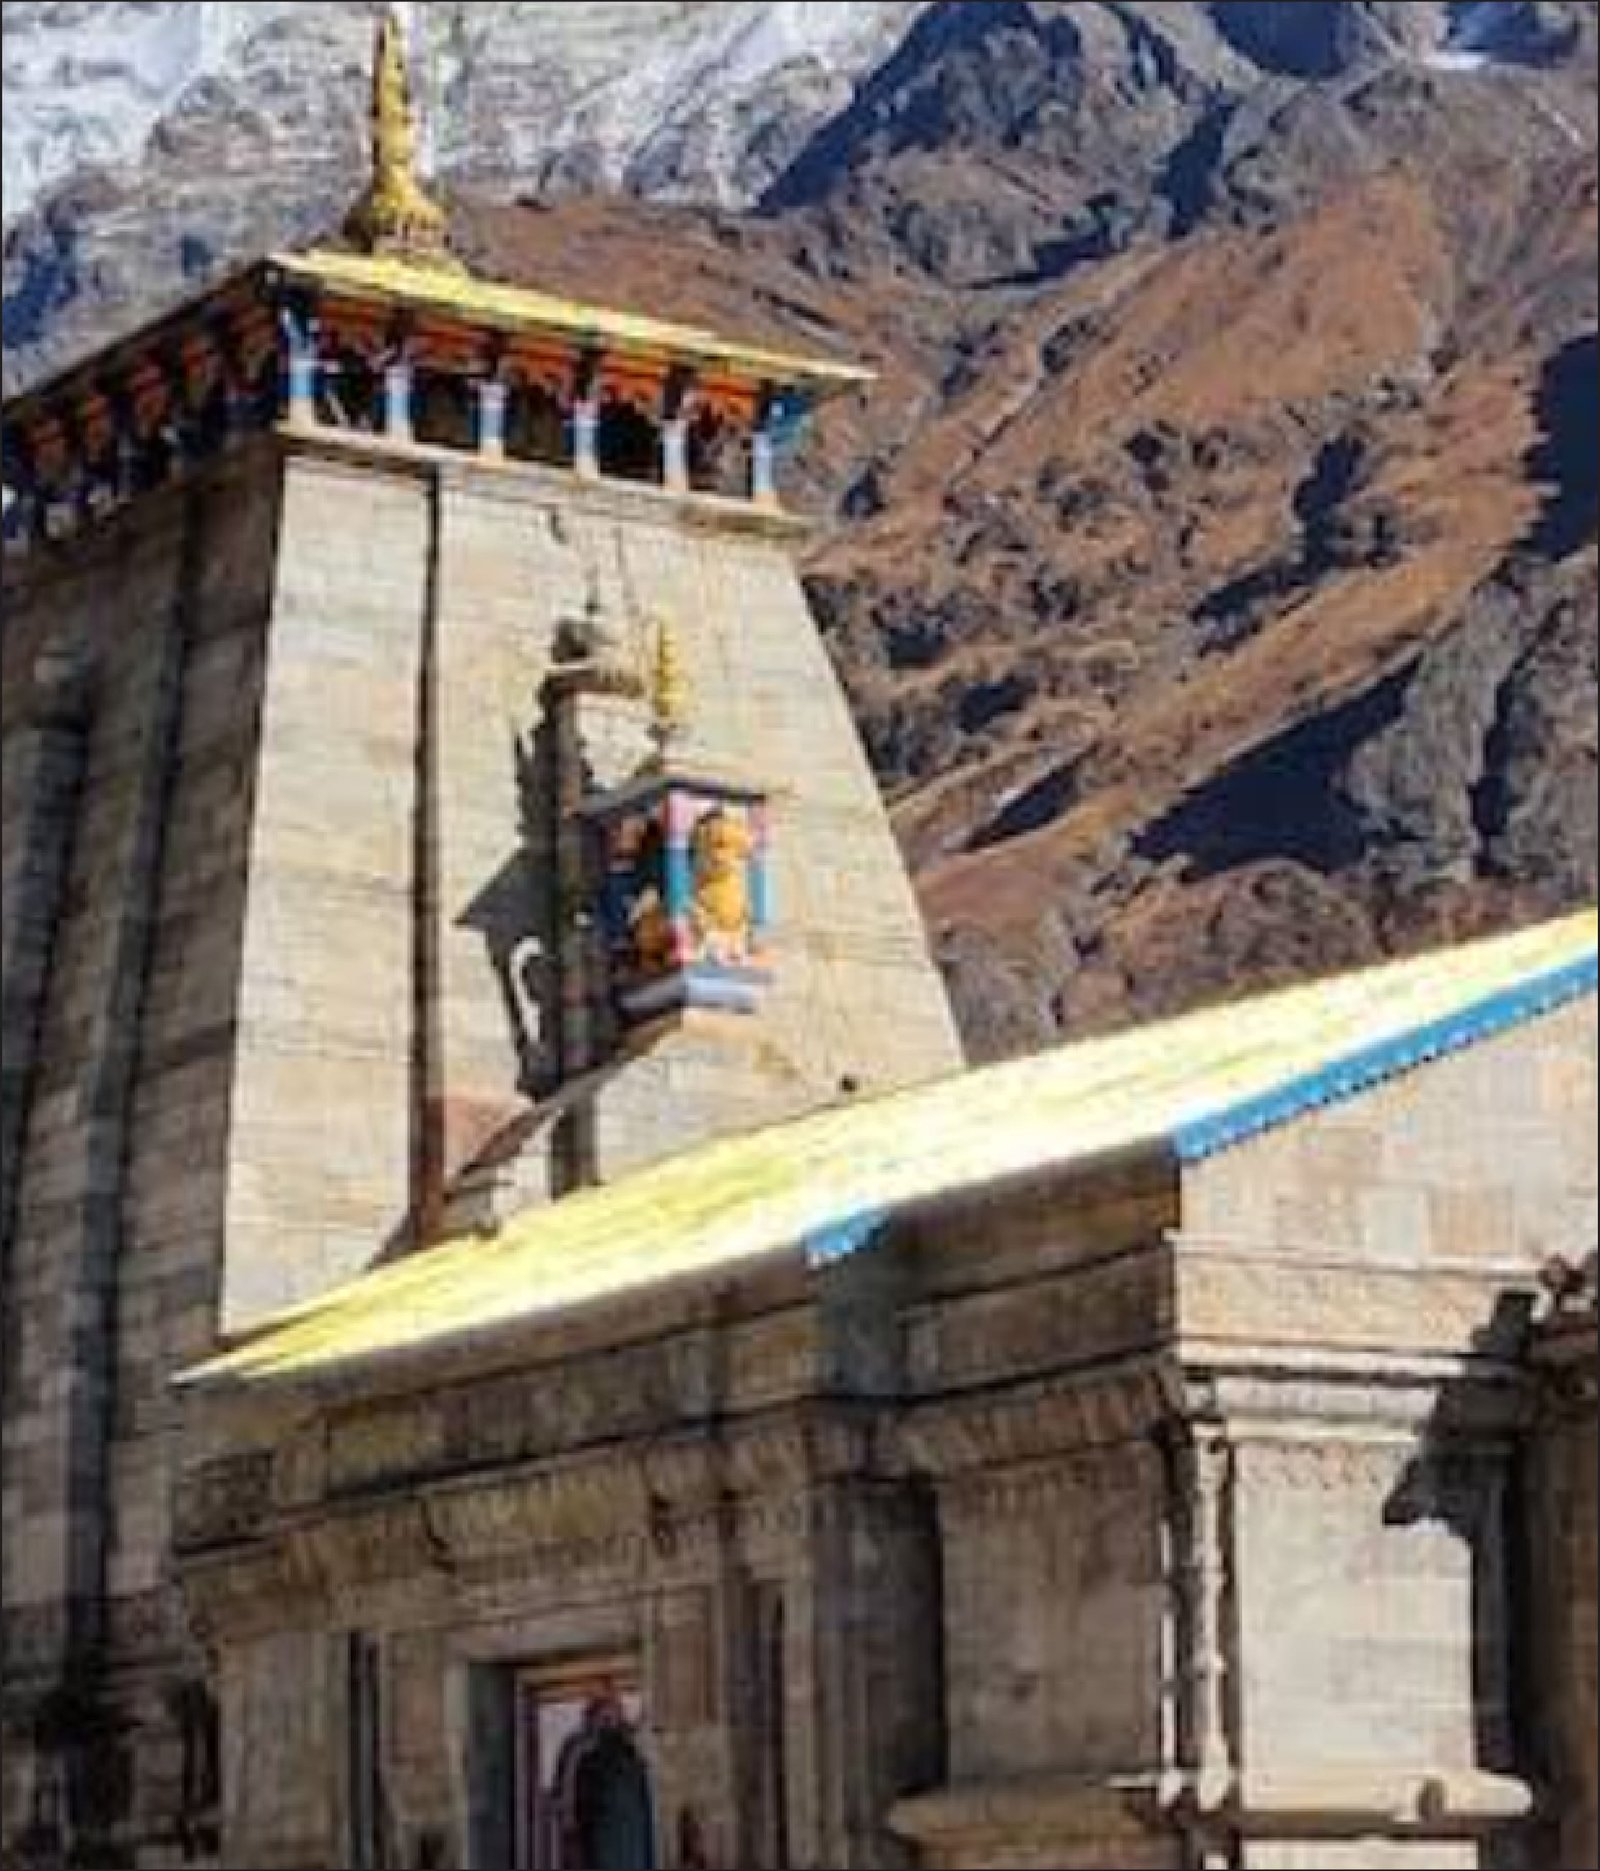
452;6;1598;1058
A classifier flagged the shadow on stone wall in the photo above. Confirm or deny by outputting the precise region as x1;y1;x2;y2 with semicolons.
1382;1283;1580;1871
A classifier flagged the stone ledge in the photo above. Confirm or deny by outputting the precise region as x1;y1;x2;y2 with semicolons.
279;423;814;541
1235;1767;1537;1837
891;1767;1536;1855
891;1774;1169;1850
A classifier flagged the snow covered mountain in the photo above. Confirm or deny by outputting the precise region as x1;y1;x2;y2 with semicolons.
1;1;924;220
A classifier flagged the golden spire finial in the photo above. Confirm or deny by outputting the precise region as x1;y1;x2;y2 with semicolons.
345;6;460;270
648;617;693;762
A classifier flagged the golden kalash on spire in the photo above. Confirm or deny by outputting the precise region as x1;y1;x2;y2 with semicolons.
344;5;461;270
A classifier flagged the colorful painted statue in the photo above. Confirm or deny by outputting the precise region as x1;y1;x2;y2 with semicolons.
628;887;678;978
691;809;755;965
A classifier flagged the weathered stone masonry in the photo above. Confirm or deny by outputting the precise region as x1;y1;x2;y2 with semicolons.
3;450;282;1862
174;999;1598;1871
3;332;959;1865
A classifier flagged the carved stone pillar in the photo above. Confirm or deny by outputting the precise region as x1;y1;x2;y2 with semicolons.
1;483;38;557
475;379;509;461
109;391;141;501
573;398;602;480
281;316;320;428
1526;1262;1600;1871
384;361;415;443
663;418;691;494
751;426;779;509
793;1480;941;1869
663;369;695;493
1165;1425;1237;1871
221;345;256;446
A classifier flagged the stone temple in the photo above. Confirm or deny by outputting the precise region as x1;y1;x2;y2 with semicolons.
2;16;1596;1871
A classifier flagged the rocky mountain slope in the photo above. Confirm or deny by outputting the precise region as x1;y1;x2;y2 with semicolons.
5;1;1597;1059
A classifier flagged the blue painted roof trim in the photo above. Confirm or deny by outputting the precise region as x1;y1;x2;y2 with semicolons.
806;1210;888;1270
1174;950;1598;1165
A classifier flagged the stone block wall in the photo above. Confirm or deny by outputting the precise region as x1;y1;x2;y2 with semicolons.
1182;1003;1598;1291
1181;999;1599;1869
1524;1289;1599;1871
219;447;435;1327
1233;1437;1509;1780
174;989;1600;1871
182;1417;944;1868
220;437;962;1313
417;451;965;1200
2;449;281;1860
938;1452;1168;1787
3;424;961;1865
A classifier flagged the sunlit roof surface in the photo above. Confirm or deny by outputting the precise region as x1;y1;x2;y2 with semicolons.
186;911;1596;1391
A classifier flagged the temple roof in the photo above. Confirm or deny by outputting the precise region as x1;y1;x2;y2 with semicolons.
183;910;1597;1392
2;242;872;439
270;248;875;395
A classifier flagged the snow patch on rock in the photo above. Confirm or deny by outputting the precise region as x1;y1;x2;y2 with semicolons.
2;3;301;212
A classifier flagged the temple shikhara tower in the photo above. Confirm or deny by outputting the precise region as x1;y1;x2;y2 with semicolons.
2;15;1596;1871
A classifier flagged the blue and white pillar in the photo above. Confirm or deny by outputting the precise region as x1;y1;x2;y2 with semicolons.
476;379;509;460
384;361;415;443
573;398;602;480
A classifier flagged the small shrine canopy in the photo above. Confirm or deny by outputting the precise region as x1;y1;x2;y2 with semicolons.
184;910;1598;1392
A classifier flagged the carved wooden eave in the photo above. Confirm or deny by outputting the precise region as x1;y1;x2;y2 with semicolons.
2;229;866;561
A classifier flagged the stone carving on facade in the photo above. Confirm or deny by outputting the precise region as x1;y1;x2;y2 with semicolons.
589;773;774;1022
897;1365;1171;1479
552;583;646;701
1166;1427;1238;1849
174;1452;275;1552
905;1247;1167;1393
1177;1249;1547;1355
568;611;777;1026
1533;1251;1600;1414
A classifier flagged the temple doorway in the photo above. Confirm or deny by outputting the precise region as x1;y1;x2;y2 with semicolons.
513;1674;656;1871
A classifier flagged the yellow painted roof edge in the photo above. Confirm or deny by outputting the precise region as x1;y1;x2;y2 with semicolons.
271;250;876;393
183;910;1597;1393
